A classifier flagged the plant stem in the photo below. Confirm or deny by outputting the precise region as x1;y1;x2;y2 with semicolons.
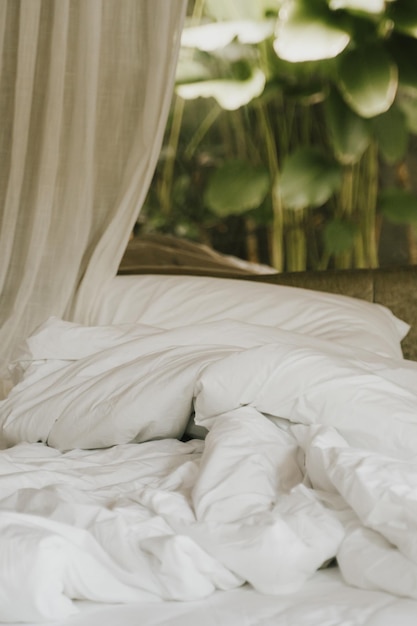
256;102;284;271
184;104;221;161
158;0;206;215
159;95;185;216
362;141;379;268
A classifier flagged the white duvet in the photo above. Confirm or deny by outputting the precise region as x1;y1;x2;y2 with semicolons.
1;317;417;622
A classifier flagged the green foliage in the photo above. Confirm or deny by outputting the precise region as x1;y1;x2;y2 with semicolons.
203;0;281;21
371;105;408;163
204;160;270;216
324;87;371;164
279;148;343;210
323;219;358;255
337;44;398;118
143;0;417;271
273;0;351;62
379;188;417;224
387;0;417;39
177;68;266;110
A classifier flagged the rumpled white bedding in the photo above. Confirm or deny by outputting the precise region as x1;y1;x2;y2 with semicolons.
1;318;417;622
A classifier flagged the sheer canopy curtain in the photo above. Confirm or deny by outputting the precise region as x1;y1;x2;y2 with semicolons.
0;0;186;392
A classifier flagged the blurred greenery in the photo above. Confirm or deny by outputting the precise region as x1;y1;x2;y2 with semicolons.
140;0;417;271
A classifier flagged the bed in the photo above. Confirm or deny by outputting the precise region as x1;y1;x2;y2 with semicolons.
1;253;417;625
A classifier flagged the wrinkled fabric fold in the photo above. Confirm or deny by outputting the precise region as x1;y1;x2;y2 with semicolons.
2;318;417;620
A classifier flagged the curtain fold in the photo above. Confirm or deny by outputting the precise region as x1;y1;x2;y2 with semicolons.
0;0;186;388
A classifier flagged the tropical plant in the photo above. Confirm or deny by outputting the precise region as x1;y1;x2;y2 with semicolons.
142;0;417;271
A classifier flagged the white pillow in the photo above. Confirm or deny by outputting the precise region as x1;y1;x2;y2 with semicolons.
1;316;414;452
91;275;409;359
193;338;417;460
3;317;270;450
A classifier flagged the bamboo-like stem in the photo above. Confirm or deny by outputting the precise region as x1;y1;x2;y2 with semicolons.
158;95;185;215
334;166;354;269
157;0;206;215
285;210;306;271
184;104;221;161
256;102;284;271
231;107;250;160
361;141;379;268
245;216;259;263
351;159;366;269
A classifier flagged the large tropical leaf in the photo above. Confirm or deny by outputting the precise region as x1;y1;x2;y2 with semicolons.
337;44;398;118
273;0;351;62
371;105;408;164
204;160;270;216
324;87;371;164
279;147;343;210
176;69;266;110
379;188;417;224
181;20;275;52
323;219;357;254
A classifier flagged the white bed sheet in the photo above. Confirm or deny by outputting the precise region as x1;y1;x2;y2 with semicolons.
23;569;417;626
1;440;417;626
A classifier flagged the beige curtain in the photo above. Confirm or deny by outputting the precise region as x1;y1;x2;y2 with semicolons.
0;0;186;388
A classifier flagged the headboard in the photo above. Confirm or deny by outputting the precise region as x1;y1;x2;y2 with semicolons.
119;236;417;361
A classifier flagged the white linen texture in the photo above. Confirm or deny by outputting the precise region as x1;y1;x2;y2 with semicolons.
1;315;417;621
92;275;409;358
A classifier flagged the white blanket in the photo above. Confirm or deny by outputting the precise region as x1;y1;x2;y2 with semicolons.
1;318;417;621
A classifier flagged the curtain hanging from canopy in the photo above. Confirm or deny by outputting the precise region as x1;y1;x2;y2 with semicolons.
0;0;186;391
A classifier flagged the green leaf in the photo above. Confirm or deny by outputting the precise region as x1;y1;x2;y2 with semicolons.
273;0;351;62
371;105;408;164
181;20;275;52
204;160;270;216
176;69;266;110
337;44;398;118
328;0;385;13
323;219;357;254
324;87;371;164
387;0;417;38
379;188;417;224
279;147;343;210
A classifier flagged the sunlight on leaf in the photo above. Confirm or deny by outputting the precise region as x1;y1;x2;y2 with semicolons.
176;69;266;110
181;20;275;52
379;189;417;224
328;0;385;14
274;0;350;62
204;160;270;217
337;44;398;117
279;147;343;210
